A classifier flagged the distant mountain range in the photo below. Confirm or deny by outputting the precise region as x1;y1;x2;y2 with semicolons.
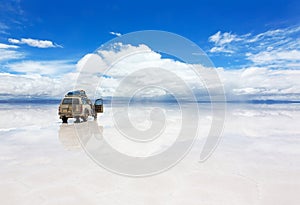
0;97;299;105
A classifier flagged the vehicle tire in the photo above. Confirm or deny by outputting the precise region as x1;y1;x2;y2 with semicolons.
94;112;97;120
75;117;80;123
82;110;88;122
62;116;68;123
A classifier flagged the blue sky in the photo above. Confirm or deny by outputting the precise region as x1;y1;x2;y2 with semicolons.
0;0;299;100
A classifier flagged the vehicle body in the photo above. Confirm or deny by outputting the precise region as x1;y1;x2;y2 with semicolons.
58;90;103;123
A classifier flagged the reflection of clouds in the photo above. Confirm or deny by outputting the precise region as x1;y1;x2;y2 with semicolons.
0;104;299;204
58;124;80;150
222;105;300;157
99;104;183;157
0;105;58;130
226;105;300;138
233;109;293;118
58;121;103;151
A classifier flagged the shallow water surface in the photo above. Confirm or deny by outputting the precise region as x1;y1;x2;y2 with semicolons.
0;103;299;205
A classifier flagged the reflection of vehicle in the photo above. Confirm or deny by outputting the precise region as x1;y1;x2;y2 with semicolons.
58;124;80;150
58;121;103;150
58;90;103;123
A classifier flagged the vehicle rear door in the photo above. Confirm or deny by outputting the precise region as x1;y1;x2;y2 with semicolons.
94;99;103;113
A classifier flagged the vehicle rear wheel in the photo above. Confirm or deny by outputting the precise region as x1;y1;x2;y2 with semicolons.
62;116;68;123
75;117;80;123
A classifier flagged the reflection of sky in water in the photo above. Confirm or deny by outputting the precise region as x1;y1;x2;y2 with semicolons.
0;103;299;205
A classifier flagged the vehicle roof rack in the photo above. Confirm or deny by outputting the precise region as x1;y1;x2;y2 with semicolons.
65;90;87;97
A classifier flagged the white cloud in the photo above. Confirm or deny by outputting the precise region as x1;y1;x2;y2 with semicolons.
209;31;221;43
1;43;300;101
208;25;300;69
0;49;24;61
218;67;300;100
208;31;243;53
73;43;300;101
247;29;285;43
0;72;76;98
0;42;23;62
209;31;240;46
247;50;300;67
0;22;9;34
109;31;122;37
209;46;234;54
0;43;19;49
7;38;20;44
5;60;76;75
208;26;300;53
8;38;62;48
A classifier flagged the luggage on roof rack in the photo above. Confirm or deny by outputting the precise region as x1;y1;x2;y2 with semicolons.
65;90;87;97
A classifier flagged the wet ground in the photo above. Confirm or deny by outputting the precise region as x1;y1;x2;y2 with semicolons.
0;103;299;205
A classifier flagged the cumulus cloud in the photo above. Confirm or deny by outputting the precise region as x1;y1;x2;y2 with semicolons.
74;43;210;100
0;72;77;98
8;38;62;48
218;67;300;100
1;43;300;101
109;31;122;37
247;50;300;65
73;43;300;101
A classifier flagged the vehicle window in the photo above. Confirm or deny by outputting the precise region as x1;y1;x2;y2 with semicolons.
82;98;87;104
95;99;103;105
62;98;79;104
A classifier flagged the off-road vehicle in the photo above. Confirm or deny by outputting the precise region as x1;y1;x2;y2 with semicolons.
58;90;103;123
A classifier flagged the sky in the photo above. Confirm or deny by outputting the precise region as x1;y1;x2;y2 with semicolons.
0;0;299;101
